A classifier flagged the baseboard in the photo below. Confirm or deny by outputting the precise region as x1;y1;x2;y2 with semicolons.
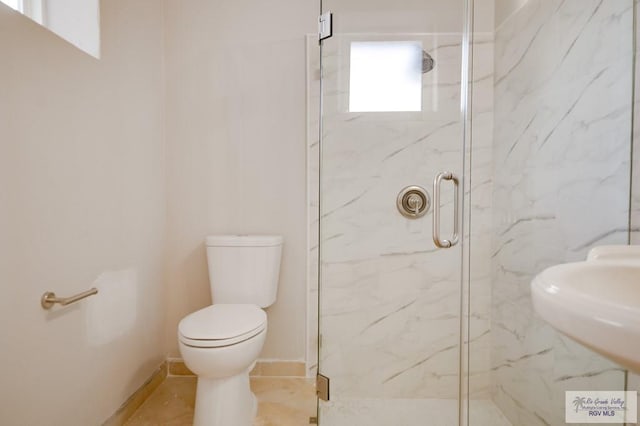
102;362;168;426
250;360;306;377
167;358;306;377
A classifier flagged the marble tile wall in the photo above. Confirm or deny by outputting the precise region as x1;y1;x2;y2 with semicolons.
313;31;495;402
491;0;633;424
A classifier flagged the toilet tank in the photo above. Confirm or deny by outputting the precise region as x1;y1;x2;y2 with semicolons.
205;235;283;308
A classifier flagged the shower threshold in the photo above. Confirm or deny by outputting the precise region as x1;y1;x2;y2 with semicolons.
318;398;511;426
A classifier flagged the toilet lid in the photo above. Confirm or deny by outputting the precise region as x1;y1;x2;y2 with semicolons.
178;304;267;341
179;323;266;348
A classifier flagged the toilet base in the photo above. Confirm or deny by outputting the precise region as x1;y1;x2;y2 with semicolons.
193;367;256;426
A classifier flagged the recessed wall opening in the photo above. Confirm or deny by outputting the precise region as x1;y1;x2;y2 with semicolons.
0;0;100;58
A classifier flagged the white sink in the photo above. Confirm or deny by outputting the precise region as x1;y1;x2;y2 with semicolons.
531;245;640;373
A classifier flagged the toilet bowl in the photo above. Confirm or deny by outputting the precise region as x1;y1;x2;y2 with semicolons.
179;304;267;426
177;235;282;426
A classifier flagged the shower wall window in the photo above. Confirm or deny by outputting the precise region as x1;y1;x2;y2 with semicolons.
312;0;636;425
348;41;425;112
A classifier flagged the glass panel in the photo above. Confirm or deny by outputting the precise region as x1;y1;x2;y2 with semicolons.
467;0;634;425
317;1;471;424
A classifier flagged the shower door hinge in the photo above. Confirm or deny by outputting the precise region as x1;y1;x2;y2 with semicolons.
316;373;330;401
318;11;332;42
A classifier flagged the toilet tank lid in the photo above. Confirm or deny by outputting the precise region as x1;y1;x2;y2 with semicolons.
205;235;283;247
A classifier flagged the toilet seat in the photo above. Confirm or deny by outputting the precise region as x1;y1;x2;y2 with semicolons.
178;304;267;348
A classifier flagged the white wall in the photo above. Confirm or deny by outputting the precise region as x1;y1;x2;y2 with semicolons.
162;0;317;361
320;0;494;33
0;1;166;424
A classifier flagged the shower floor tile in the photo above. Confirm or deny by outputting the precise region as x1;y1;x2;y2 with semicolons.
124;376;317;426
319;398;512;426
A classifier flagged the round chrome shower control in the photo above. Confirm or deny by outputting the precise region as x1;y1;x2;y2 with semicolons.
397;186;430;219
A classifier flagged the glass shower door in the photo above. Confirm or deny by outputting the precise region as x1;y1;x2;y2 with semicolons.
315;1;636;425
317;1;475;424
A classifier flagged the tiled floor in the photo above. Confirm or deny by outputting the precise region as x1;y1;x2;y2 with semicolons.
125;376;317;426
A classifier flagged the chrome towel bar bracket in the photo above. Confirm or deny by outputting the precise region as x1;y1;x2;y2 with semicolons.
41;288;98;309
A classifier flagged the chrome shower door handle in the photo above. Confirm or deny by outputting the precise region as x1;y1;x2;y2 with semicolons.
432;171;459;248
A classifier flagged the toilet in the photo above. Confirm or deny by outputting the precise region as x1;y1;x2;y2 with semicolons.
177;235;283;426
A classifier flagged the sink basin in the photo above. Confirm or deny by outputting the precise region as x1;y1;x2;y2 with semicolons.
531;245;640;372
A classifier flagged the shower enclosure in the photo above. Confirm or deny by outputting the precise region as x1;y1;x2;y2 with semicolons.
314;0;636;424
